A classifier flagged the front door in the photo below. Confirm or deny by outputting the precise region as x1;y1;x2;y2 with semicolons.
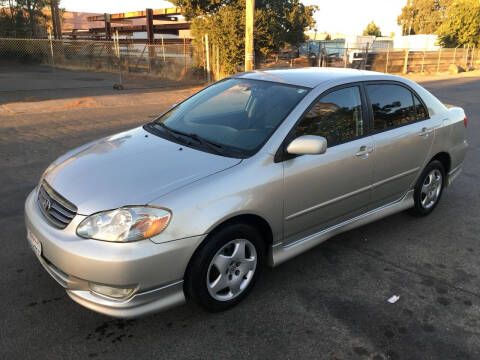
282;85;374;245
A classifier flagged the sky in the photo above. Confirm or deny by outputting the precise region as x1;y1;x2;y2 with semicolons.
61;0;407;36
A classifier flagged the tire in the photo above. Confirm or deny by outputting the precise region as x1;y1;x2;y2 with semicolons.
184;223;266;312
409;160;446;217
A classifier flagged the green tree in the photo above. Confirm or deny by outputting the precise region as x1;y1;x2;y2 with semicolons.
0;0;50;37
437;0;480;47
397;0;452;35
362;21;381;36
173;0;318;74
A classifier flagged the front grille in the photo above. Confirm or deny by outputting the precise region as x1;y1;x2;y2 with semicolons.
37;182;77;229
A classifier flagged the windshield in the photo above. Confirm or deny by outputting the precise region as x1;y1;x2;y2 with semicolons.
146;78;309;157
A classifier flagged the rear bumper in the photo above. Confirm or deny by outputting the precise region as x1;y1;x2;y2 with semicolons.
24;189;204;318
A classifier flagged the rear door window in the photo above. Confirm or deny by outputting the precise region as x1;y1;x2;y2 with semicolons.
367;84;416;131
413;94;429;120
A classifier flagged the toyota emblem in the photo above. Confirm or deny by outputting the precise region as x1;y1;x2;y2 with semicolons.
41;197;51;212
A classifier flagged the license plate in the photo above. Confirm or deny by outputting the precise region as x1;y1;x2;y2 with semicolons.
27;229;42;257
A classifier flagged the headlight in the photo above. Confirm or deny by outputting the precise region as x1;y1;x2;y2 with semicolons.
77;207;171;242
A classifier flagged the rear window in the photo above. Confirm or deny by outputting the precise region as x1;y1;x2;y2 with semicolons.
367;84;416;131
414;94;428;120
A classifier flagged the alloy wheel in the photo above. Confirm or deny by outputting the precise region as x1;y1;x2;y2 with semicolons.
420;169;443;209
206;239;257;301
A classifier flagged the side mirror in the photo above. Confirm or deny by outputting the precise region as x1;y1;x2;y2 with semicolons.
286;135;327;155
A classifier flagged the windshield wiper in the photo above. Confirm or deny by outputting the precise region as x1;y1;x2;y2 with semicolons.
154;123;225;156
151;122;184;143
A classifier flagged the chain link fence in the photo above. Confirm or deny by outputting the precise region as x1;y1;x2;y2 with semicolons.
259;45;479;74
0;37;207;89
1;38;479;93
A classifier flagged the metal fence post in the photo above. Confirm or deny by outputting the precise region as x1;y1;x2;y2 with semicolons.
403;48;409;74
363;44;369;70
113;30;123;90
161;34;166;62
47;28;57;86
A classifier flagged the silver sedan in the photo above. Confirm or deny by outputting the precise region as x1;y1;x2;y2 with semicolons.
24;68;468;317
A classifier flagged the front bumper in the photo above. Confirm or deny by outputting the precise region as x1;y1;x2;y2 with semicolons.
24;189;204;318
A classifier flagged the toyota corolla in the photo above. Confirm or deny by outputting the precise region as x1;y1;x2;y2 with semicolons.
24;68;468;317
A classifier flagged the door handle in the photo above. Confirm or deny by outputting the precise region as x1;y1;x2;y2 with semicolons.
356;145;374;157
419;127;433;137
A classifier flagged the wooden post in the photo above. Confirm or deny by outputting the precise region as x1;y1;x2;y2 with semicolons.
146;9;154;44
344;46;348;68
436;48;442;73
464;44;467;67
471;44;475;68
183;35;187;74
421;47;425;73
146;9;155;71
216;45;220;80
104;13;111;40
453;47;457;64
465;44;470;67
205;34;211;83
385;45;390;73
403;48;409;74
245;0;255;71
212;44;215;78
201;35;205;80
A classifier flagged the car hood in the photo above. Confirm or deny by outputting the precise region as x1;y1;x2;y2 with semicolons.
44;127;242;214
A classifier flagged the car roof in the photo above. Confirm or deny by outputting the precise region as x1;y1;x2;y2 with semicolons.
232;67;387;88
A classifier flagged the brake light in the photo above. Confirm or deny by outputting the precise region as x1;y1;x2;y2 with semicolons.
464;117;467;127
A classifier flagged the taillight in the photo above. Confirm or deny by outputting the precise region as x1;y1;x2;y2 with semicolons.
464;117;467;127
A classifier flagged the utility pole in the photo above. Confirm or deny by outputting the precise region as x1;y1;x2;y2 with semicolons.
245;0;255;71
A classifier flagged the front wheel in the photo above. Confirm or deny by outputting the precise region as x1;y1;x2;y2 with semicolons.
409;160;445;216
184;223;265;312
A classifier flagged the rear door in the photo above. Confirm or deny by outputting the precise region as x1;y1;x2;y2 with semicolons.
365;82;436;208
282;85;375;245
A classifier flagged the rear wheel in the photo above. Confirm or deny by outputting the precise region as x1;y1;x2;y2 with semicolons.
184;223;265;312
410;160;445;216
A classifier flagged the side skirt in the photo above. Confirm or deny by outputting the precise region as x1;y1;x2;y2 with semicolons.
269;190;415;267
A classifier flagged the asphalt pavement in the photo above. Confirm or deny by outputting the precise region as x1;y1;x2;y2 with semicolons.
1;72;479;360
